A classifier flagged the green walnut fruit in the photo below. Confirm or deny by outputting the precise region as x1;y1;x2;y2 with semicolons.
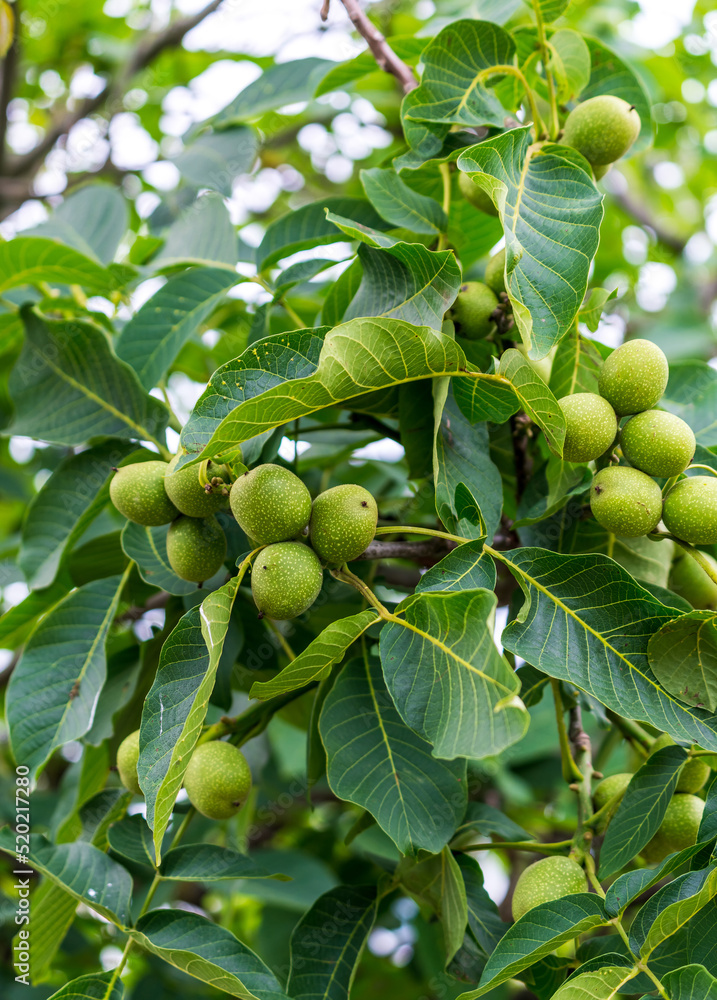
590;465;663;537
562;95;641;167
558;393;618;463
650;734;710;794
511;856;588;921
251;541;323;620
484;248;506;295
109;461;178;526
309;484;378;565
116;730;142;795
451;282;498;340
669;550;717;610
183;741;252;820
621;410;695;478
593;772;631;811
598;339;669;417
663;476;717;545
164;453;231;518
166;515;227;583
641;794;705;864
230;464;311;545
458;170;498;216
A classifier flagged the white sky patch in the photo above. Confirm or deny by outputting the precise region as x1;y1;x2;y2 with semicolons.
352;439;406;463
619;0;697;49
278;437;311;462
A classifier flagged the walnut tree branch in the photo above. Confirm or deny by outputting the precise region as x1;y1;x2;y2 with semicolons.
328;0;418;95
357;537;455;564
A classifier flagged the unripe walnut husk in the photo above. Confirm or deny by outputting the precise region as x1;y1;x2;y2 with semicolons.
641;794;704;864
110;460;178;526
309;484;378;566
117;730;142;795
558;392;618;463
649;734;710;793
251;541;323;620
164;453;231;518
166;515;227;583
230;464;311;545
620;409;695;478
590;465;663;537
451;281;498;340
484;248;506;295
663;476;717;545
511;856;587;921
598;339;669;417
562;95;641;167
669;550;717;610
183;741;252;820
458;170;498;216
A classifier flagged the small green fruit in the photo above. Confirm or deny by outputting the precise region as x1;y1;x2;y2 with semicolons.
511;856;587;921
309;484;378;565
484;248;506;295
663;476;717;545
117;730;142;795
166;515;227;583
641;794;704;863
598;339;669;417
562;95;641;166
650;734;710;794
458;170;498;216
164;453;231;518
451;282;498;340
230;464;311;545
593;772;631;811
669;550;717;610
621;410;695;478
593;163;611;181
183;741;252;820
558;393;618;463
110;461;178;526
590;465;663;537
251;541;323;620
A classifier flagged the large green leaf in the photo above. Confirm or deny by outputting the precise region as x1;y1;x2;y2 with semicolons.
549;29;591;101
663;964;717;999
9;308;168;446
139;576;240;863
0;237;119;294
45;972;125;1000
159;844;287;882
121;521;225;596
0;576;71;650
457;895;610;998
599;744;687;878
7;572;127;780
0;829;132;926
319;657;467;854
457;129;603;358
399;848;468;963
499;348;566;455
547;965;637;1000
640;867;717;958
25;185;128;264
116;267;239;390
457;854;507;956
416;539;497;594
361;167;446;235
648;611;717;713
405;20;515;129
131;909;289;999
287;885;378;1000
661;362;717;447
153;192;237;269
174;127;257;197
549;328;605;399
604;840;717;917
214;58;331;125
581;37;653;153
495;547;717;750
380;588;528;760
250;610;378;700
19;440;134;589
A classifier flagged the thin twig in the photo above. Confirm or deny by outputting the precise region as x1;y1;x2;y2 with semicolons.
334;0;418;95
0;0;20;174
610;186;686;253
357;537;455;563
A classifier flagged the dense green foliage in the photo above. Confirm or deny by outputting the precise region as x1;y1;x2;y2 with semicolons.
2;1;717;998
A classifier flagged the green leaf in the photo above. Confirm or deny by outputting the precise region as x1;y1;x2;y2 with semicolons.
434;388;503;541
579;287;617;333
648;611;717;713
599;744;687;878
25;185;128;264
192;318;469;464
380;588;528;760
107;813;156;868
19;440;134;589
319;656;467;855
159;844;288;882
604;840;717;917
6;572;128;780
453;801;531;846
45;972;124;1000
174;127;257;197
457;854;507;955
457;895;610;998
0;574;71;649
116;267;239;390
361;167;447;235
549;29;591;100
287;885;378;1000
131;908;289;999
641;867;717;958
139;576;240;863
0;237;119;294
457;129;603;358
549;329;605;398
514;455;592;529
405;20;515;129
534;0;570;22
250;609;378;700
120;521;224;596
214;58;331;125
663;964;717;999
399;847;468;963
0;829;132;926
499;348;566;455
547;965;637;1000
416;539;497;594
496;547;717;750
9;308;168;446
154;192;238;269
581;37;653;153
257;198;389;270
661;362;717;447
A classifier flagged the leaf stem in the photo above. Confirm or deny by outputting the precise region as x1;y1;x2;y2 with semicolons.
532;0;559;139
476;65;545;139
457;838;573;855
661;474;679;497
551;680;583;783
251;274;304;329
373;524;467;545
605;710;652;751
331;565;391;617
263;617;296;661
437;162;451;252
686;464;717;478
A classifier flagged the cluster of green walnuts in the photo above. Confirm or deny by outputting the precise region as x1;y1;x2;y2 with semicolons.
110;456;378;619
511;733;711;921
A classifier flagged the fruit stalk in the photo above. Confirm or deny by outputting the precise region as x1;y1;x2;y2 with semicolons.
551;680;584;784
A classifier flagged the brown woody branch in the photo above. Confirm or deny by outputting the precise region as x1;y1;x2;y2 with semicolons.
327;0;418;95
610;186;686;254
358;537;455;563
